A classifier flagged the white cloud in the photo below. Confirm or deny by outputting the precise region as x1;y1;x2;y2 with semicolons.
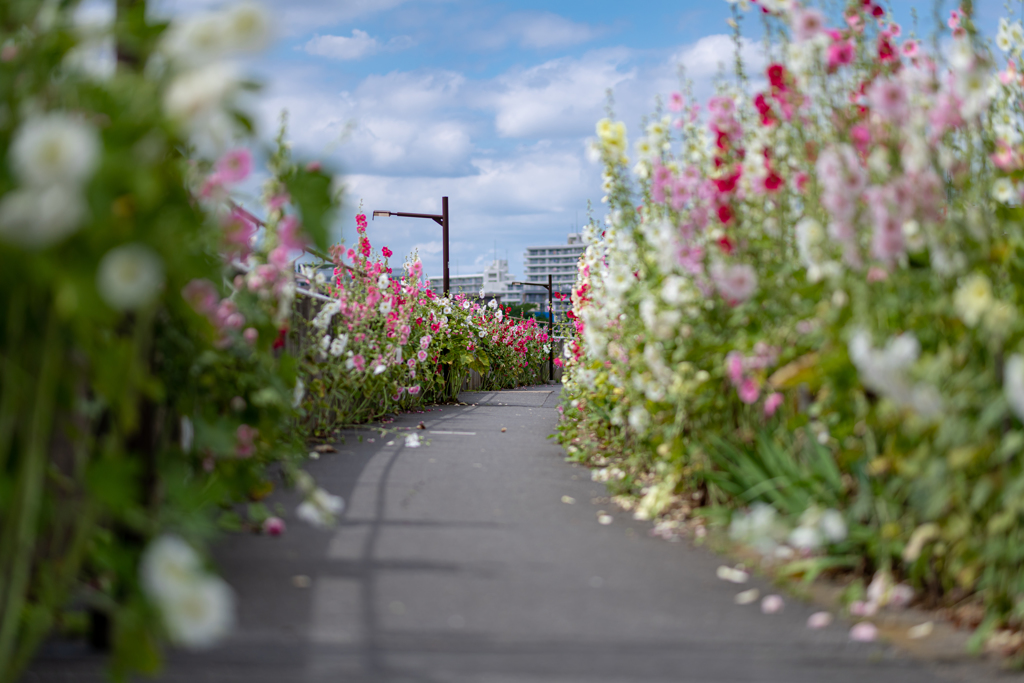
673;34;766;79
486;50;635;139
302;30;414;60
511;12;603;49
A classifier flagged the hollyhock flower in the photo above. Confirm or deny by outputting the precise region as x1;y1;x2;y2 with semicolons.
382;246;393;258
97;243;165;311
0;185;88;248
902;40;919;57
236;424;257;458
726;352;744;384
711;262;758;304
223;209;255;256
1004;355;1024;423
827;40;855;71
738;378;760;404
140;535;203;601
953;274;993;327
215;148;251;183
867;78;908;122
764;392;784;416
243;327;258;344
11;113;100;188
668;92;684;112
297;488;345;528
408;385;421;395
183;279;219;316
791;7;825;42
263;517;285;536
278;215;305;251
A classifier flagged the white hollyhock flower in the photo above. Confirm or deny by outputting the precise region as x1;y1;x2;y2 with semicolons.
164;62;238;124
1005;355;1024;423
292;378;305;408
224;2;271;53
97;243;165;310
953;274;993;327
140;535;202;601
818;508;847;543
160;574;235;649
329;334;348;357
377;273;389;289
10;113;100;188
0;185;88;247
296;487;345;528
162;12;230;66
379;300;392;315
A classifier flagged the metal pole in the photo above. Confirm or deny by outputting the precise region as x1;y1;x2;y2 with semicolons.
442;196;450;296
548;273;553;382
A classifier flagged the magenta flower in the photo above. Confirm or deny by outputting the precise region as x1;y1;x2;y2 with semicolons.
738;378;760;404
263;517;286;536
408;385;421;395
764;392;784;417
215;148;252;184
236;424;258;458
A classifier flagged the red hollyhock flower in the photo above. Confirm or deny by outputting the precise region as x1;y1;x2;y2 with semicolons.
763;171;783;192
715;173;740;193
717;236;735;254
272;327;288;350
718;204;734;225
767;63;787;91
878;36;896;61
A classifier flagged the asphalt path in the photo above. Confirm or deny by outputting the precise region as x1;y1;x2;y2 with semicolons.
23;386;1007;682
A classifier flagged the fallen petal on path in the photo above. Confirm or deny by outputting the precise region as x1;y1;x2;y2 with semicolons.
761;595;784;614
807;612;833;629
734;588;759;605
849;622;878;642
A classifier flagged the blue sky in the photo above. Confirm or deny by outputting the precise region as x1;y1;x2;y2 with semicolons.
117;1;1007;279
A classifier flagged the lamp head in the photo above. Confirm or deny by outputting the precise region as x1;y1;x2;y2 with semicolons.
372;210;391;219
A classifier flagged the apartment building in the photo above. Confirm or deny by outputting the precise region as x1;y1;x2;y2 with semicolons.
427;259;517;301
521;233;585;316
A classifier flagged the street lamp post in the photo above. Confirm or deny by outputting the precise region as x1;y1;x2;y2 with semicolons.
372;196;450;295
511;274;554;383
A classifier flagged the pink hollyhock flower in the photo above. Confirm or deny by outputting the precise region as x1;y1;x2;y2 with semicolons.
215;148;252;183
263;517;285;536
420;334;432;349
948;9;961;29
268;192;290;210
870;215;904;264
408;385;421;395
888;22;901;37
224;209;256;257
352;354;366;372
827;40;855;71
279;215;306;251
554;357;564;368
793;172;809;193
269;245;291;270
382;246;393;258
902;39;918;57
668;92;684;112
243;327;258;345
407;358;416;369
792;7;826;42
726;351;745;385
417;350;428;362
182;279;219;316
236;424;258;458
711;262;758;304
765;392;784;416
738;378;760;404
867;78;907;122
306;160;322;172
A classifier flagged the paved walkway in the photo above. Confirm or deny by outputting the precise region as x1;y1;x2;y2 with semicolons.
24;387;1006;682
